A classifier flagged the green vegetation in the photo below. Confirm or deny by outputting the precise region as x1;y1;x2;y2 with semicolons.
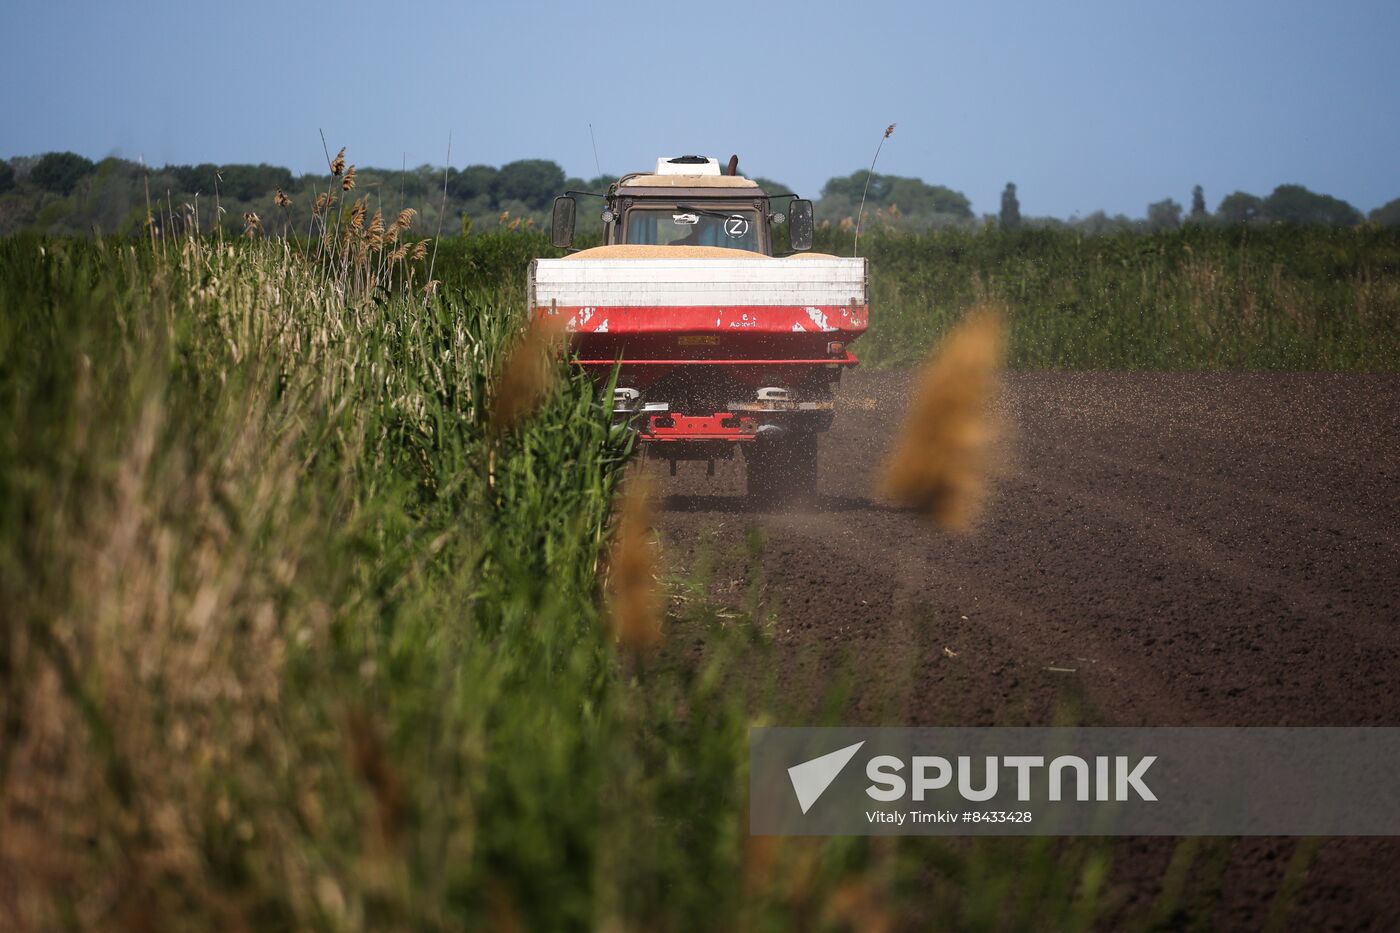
813;225;1400;370
0;153;619;240
820;169;975;229
1211;184;1364;228
8;148;1400;241
30;151;97;196
1145;198;1184;232
1;233;1129;929
1368;197;1400;227
1000;182;1022;231
0;233;619;926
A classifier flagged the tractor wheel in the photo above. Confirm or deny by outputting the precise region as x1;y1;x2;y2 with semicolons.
745;432;818;504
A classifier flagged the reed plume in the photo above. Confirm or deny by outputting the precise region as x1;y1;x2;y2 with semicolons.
878;304;1007;531
487;319;561;434
348;198;367;235
605;472;661;655
344;708;405;847
854;122;896;257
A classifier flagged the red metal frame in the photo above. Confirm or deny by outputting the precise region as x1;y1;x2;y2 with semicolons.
575;350;860;368
644;412;759;441
541;304;870;336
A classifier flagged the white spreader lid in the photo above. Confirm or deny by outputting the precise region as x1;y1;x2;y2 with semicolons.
654;156;721;176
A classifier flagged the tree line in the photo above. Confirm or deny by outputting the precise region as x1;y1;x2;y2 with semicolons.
2;150;1396;238
995;180;1396;233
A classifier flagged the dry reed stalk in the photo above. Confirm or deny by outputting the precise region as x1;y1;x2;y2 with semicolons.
605;472;661;655
348;198;367;235
0;367;312;928
311;192;330;238
486;319;562;434
344;708;405;848
742;833;781;900
425;132;451;309
853;123;896;257
878;304;1007;531
822;878;895;933
317;139;351;268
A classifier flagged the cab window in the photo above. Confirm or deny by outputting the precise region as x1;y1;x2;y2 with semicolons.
625;208;761;252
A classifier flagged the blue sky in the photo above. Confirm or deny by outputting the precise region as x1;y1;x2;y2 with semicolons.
4;0;1397;218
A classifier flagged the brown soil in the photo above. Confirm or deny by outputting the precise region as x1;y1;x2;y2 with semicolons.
656;370;1400;931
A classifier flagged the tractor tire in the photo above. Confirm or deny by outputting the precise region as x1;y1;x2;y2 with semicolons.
745;432;818;504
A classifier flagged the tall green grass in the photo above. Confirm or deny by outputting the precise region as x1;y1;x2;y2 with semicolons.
0;235;1123;930
0;234;638;927
814;225;1400;369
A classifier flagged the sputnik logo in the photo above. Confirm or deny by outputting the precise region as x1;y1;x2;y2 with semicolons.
787;741;865;814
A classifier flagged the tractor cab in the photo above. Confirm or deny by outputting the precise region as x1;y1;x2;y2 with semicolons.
550;155;814;255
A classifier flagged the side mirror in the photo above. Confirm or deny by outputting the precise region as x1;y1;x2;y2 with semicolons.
551;196;576;248
789;198;814;252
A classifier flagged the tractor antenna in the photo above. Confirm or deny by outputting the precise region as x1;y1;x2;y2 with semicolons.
853;123;896;258
588;123;602;179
